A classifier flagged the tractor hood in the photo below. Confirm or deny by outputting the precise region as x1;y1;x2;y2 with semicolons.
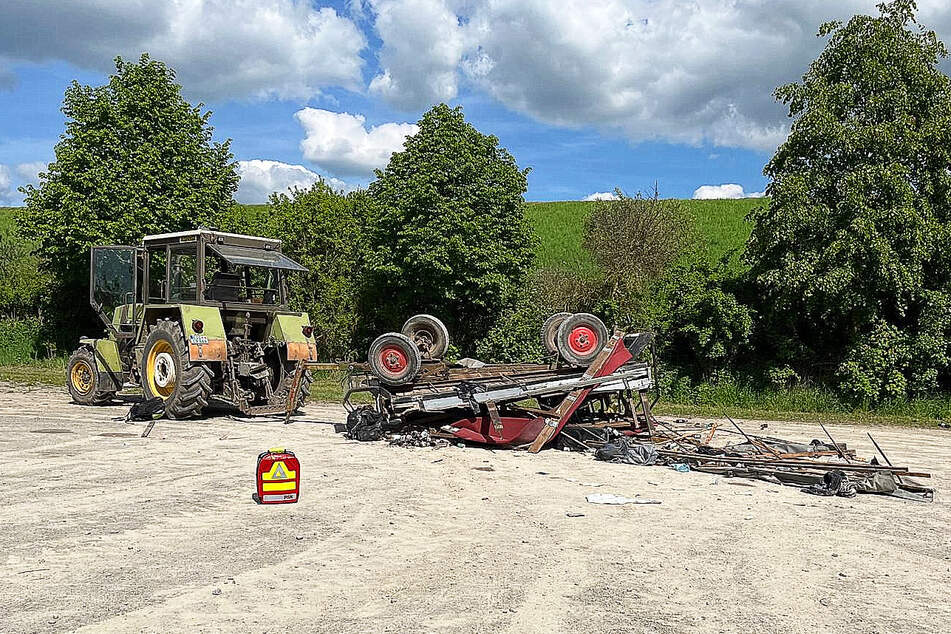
207;243;307;272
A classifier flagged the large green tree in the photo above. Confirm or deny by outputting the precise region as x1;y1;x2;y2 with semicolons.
364;104;535;351
19;54;238;344
746;0;951;402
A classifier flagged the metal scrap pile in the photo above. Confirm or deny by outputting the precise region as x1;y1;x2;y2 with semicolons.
590;415;934;502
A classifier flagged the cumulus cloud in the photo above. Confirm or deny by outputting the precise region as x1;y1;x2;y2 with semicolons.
295;108;418;178
367;0;465;109
0;162;48;205
0;165;12;205
692;184;764;200
0;0;366;100
236;159;353;204
14;162;45;188
364;0;904;151
583;191;619;201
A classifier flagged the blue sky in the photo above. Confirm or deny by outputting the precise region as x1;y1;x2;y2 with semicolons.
2;0;948;205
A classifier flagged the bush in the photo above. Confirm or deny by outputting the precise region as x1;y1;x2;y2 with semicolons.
0;319;44;365
657;259;753;379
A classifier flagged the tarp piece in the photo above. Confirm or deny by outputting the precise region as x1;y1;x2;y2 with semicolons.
595;438;659;465
207;243;307;272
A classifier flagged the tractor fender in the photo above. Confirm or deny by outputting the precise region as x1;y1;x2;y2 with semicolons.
269;312;318;361
78;337;125;391
142;305;227;362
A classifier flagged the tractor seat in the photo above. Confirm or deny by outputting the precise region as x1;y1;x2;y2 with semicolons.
207;271;244;302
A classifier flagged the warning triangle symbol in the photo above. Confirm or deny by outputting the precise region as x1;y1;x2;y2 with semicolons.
272;463;287;480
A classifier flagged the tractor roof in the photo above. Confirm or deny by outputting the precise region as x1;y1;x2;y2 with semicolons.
142;229;281;250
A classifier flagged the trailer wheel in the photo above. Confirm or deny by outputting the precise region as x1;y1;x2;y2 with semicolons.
401;314;449;359
368;333;421;385
556;313;609;366
66;347;115;405
539;312;571;354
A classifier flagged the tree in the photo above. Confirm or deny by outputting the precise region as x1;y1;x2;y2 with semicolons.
217;182;368;360
364;104;535;351
746;0;951;402
18;54;238;346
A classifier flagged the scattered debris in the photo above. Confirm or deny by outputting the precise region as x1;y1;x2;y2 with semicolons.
586;493;661;505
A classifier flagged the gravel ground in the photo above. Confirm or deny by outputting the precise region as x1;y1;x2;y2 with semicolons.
0;383;949;633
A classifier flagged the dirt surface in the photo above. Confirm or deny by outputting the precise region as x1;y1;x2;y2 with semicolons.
1;383;949;633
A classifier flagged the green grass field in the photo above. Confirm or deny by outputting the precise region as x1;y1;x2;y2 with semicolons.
524;198;764;273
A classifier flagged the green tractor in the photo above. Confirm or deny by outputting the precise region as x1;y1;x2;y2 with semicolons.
66;229;318;418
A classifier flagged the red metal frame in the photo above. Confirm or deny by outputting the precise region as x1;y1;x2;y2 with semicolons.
444;336;633;446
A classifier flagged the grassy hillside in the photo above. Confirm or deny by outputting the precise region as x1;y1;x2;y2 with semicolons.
524;198;764;272
2;198;762;270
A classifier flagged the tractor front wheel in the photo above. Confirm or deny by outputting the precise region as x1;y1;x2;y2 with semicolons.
66;347;116;405
140;320;213;419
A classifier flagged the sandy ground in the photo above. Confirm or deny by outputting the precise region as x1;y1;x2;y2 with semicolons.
0;383;949;633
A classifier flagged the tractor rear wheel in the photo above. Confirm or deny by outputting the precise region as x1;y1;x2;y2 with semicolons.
140;320;213;419
556;313;609;366
368;332;421;385
66;347;116;405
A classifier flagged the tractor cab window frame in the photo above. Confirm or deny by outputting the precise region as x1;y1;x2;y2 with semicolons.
89;245;141;337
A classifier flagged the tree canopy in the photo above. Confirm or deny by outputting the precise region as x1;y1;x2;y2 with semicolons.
19;54;237;341
364;104;536;350
746;0;951;402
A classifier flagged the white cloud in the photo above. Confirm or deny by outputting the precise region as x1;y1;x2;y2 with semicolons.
583;191;619;201
365;0;900;151
236;159;352;204
0;1;366;101
692;184;765;199
0;165;12;205
295;108;418;178
0;162;48;205
14;162;45;188
367;0;465;109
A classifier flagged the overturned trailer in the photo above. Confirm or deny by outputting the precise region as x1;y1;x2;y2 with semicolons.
288;313;659;451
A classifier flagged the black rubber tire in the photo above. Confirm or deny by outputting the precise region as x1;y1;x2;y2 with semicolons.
140;320;213;419
66;347;115;405
539;312;571;354
368;332;422;385
401;314;450;359
556;313;609;366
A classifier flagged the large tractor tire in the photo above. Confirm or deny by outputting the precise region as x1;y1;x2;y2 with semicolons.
66;347;116;405
555;313;609;366
539;312;571;354
401;314;449;359
368;332;421;385
140;320;213;419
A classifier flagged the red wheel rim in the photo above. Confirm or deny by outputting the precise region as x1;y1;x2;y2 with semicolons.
568;325;597;355
379;345;408;375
